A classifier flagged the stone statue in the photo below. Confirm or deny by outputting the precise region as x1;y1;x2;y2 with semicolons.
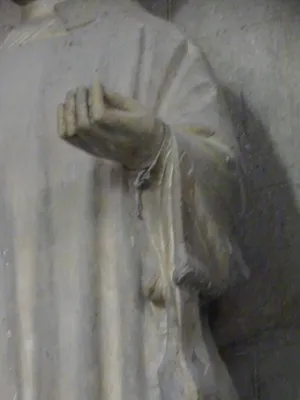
0;0;248;399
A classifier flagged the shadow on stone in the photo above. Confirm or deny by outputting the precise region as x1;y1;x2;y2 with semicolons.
209;87;300;345
207;87;300;398
137;0;187;19
203;86;300;399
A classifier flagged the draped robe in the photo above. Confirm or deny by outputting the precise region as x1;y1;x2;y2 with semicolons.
0;1;245;399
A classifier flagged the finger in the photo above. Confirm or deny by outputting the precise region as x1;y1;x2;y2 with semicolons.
103;86;143;112
65;90;76;137
89;80;104;123
75;86;90;129
87;83;121;146
75;84;120;156
57;103;67;138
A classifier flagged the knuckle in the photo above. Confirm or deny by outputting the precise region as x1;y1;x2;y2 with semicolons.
76;86;90;129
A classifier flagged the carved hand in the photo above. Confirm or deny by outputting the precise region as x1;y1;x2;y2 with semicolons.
57;82;165;169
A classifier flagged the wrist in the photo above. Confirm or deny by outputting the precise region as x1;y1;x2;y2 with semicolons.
125;119;170;170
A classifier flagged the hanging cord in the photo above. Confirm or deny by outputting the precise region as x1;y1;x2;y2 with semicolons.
133;123;170;220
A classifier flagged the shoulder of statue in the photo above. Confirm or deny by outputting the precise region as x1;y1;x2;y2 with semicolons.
55;0;178;33
55;0;132;31
1;14;67;48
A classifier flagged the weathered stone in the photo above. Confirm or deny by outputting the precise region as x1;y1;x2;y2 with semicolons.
0;1;246;398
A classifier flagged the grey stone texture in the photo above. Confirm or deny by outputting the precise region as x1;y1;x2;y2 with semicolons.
2;0;300;398
170;0;300;399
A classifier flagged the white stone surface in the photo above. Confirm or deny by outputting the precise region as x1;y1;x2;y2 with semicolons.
0;1;242;399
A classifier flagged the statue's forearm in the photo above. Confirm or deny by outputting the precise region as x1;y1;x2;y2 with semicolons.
58;84;247;300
